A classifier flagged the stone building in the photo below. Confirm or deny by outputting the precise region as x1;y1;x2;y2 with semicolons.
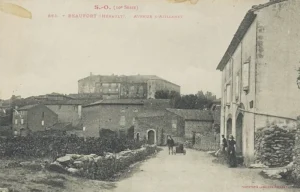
82;99;171;138
216;0;300;166
12;104;58;136
134;108;214;145
78;74;180;99
43;100;94;126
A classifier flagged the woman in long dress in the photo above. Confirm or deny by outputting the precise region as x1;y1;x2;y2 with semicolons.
227;135;237;168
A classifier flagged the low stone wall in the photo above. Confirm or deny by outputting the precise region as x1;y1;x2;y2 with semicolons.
0;135;143;158
48;145;157;180
291;117;300;183
254;124;296;167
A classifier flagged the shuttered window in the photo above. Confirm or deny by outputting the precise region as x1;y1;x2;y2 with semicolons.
226;84;231;104
235;74;239;100
243;59;250;91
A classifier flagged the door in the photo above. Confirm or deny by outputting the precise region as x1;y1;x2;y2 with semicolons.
147;130;155;144
236;114;244;155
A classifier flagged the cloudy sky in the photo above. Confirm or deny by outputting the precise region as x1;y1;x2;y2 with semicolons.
0;0;268;100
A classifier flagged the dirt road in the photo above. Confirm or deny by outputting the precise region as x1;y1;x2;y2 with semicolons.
1;148;298;192
106;147;297;192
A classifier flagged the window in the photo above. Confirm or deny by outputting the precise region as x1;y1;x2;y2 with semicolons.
41;120;44;126
172;119;177;130
42;112;45;118
132;118;136;125
21;119;24;125
235;74;240;100
120;116;126;126
226;84;231;104
250;101;254;109
15;119;18;125
243;58;250;92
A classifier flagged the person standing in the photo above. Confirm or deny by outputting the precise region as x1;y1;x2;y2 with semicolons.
221;135;228;153
167;135;175;155
227;135;237;168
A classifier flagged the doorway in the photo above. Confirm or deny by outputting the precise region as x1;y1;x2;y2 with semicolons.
236;113;244;155
226;118;232;139
147;130;155;144
136;132;140;142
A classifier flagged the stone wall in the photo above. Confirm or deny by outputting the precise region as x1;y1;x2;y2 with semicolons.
0;136;143;158
254;124;296;167
48;145;157;180
292;117;300;183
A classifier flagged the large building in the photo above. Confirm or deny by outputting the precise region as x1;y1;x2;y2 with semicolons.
82;99;171;138
216;0;300;166
78;74;180;99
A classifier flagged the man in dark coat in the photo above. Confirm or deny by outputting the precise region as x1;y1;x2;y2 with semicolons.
167;135;175;155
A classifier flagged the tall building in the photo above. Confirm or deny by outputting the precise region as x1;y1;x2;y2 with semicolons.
78;74;180;99
217;0;300;166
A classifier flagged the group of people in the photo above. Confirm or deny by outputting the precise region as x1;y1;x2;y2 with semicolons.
221;134;237;168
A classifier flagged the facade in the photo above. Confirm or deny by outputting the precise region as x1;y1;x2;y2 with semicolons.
82;99;171;138
134;108;214;145
217;0;300;165
43;100;94;126
12;104;58;136
166;108;214;139
78;74;180;99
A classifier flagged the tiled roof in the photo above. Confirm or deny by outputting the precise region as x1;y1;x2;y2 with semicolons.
84;99;145;107
166;108;213;121
216;0;288;70
42;99;95;105
18;104;39;111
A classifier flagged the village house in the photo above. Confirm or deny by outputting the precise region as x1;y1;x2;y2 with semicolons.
134;108;215;145
78;74;180;99
12;104;58;136
43;99;95;126
216;0;300;165
82;99;171;138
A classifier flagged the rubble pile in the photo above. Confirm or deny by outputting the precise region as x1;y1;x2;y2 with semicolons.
255;125;296;167
261;162;294;179
292;117;300;183
48;145;156;180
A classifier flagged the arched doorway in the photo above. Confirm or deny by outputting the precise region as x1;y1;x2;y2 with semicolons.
236;113;244;155
226;118;232;139
136;132;140;142
147;130;155;144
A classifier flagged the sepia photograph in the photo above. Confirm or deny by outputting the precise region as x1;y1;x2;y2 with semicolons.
0;0;300;191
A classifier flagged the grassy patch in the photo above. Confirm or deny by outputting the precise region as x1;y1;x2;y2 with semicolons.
32;178;65;189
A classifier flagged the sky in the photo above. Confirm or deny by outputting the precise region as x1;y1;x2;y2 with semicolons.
0;0;268;100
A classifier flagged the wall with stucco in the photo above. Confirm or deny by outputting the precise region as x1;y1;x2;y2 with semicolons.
255;0;300;123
